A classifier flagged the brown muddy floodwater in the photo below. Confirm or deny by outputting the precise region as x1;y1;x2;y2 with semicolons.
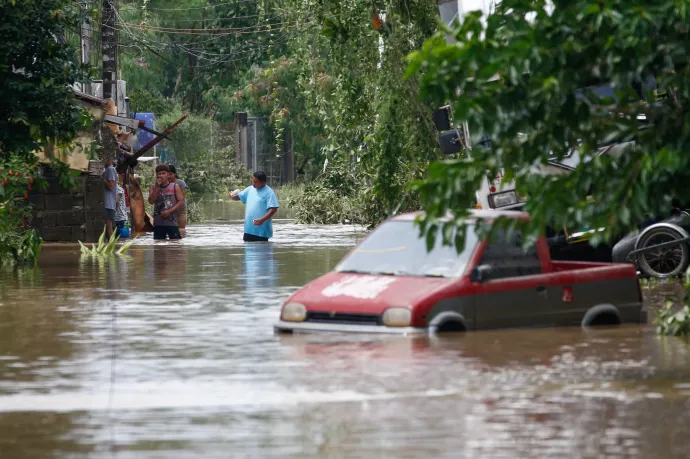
1;220;690;458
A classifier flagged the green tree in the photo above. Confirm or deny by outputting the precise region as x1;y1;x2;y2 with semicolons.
407;0;690;247
0;0;87;156
0;0;87;263
226;0;440;224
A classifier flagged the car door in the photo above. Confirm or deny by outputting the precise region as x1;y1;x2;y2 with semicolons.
474;230;551;330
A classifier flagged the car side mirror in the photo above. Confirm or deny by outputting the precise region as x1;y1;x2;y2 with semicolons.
470;264;493;283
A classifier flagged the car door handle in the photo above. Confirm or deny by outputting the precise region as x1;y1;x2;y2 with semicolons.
536;285;547;293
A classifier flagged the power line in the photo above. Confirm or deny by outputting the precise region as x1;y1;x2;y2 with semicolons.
118;11;279;23
142;0;260;12
111;14;293;68
114;23;294;37
119;20;293;33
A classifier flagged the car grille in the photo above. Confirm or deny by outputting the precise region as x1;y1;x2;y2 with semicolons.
306;311;381;326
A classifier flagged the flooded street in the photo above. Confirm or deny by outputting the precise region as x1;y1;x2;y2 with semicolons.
2;220;690;458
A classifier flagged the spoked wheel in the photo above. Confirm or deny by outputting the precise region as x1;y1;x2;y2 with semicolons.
636;227;689;278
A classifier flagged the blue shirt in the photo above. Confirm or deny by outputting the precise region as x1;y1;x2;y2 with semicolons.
103;165;118;210
239;185;280;238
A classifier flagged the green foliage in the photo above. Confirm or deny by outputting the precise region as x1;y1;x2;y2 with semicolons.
1;0;88;264
158;111;216;162
186;197;205;224
0;0;88;156
116;0;441;227
279;181;365;225
119;0;286;114
408;1;690;248
656;265;690;336
0;228;42;265
279;155;424;226
177;148;252;193
128;86;177;116
656;300;690;337
0;157;44;264
79;227;137;257
220;0;439;225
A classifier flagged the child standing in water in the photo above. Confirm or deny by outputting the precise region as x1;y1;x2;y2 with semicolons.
148;164;184;240
115;178;128;238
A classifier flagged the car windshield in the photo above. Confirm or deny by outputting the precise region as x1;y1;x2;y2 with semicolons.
335;220;479;278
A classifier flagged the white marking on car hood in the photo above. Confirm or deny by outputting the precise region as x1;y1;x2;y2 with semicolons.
322;275;397;300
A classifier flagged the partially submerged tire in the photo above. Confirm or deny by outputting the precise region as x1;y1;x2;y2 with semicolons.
582;304;621;327
428;311;468;334
636;226;689;278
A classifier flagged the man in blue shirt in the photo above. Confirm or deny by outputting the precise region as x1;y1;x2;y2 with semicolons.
229;171;280;242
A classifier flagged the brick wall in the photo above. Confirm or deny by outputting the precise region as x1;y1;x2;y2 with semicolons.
30;161;107;243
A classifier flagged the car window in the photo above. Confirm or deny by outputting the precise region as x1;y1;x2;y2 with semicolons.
479;229;541;279
335;221;480;278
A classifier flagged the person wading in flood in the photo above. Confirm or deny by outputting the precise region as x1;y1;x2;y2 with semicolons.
148;164;184;240
168;165;187;230
229;171;280;242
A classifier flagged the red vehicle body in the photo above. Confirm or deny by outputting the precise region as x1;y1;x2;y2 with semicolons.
275;210;646;334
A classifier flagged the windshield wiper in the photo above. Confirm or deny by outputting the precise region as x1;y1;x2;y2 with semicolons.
338;269;420;276
372;270;409;276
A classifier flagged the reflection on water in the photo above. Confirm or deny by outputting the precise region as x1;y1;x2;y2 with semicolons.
1;221;690;458
243;243;278;295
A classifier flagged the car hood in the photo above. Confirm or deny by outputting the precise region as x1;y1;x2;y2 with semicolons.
289;272;456;314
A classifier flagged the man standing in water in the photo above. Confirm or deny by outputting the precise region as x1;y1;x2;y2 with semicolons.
168;165;188;229
148;164;184;240
229;171;280;242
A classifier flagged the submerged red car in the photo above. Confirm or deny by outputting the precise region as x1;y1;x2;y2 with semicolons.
274;210;646;334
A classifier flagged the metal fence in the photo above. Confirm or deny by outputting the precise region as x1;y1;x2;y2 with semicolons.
246;116;283;186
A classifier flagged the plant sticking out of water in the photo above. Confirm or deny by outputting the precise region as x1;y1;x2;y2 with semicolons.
186;196;205;224
656;300;690;337
655;267;690;336
78;227;136;257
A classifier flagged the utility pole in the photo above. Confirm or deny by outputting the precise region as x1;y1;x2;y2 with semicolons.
80;12;92;95
101;0;118;101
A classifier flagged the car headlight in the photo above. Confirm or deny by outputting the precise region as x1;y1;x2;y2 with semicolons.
281;302;307;322
382;308;412;327
488;190;518;208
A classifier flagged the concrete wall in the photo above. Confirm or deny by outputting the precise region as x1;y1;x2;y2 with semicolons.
30;162;107;243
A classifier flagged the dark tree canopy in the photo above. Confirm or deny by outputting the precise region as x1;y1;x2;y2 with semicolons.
0;0;87;157
407;0;690;247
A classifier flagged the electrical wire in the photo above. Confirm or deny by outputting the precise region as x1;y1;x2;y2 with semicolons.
113;18;292;68
117;10;280;23
120;20;290;32
142;0;262;12
116;22;296;37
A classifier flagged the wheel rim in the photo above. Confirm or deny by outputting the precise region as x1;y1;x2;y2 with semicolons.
641;232;685;276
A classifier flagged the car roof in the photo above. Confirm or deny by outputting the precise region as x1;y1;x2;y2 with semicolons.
389;209;529;222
